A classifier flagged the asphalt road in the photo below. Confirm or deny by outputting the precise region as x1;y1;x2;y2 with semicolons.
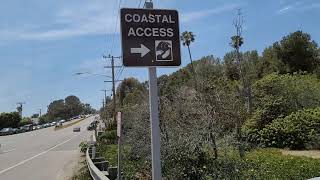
0;115;95;180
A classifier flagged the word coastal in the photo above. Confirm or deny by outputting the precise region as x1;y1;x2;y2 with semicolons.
124;13;176;38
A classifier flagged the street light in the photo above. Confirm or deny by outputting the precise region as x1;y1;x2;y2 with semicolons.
104;80;123;83
74;72;112;78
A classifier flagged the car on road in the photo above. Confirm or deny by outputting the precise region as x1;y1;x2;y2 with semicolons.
12;128;19;134
51;121;57;126
21;124;33;132
59;119;66;123
87;124;94;131
87;121;98;131
73;127;80;132
0;128;14;136
55;122;62;128
16;127;24;133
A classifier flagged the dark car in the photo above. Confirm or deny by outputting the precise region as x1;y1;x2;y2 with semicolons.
16;128;24;133
0;128;14;136
12;128;19;134
87;124;94;131
73;127;80;132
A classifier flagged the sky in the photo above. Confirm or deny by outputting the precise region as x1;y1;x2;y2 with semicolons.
0;0;320;117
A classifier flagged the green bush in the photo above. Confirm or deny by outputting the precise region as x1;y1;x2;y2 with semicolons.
98;130;117;144
0;112;21;129
79;141;89;153
19;117;33;126
259;107;320;149
243;73;320;144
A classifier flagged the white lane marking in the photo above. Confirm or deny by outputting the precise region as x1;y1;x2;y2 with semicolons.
0;134;79;175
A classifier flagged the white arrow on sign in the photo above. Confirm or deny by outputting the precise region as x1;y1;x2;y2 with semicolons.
130;44;150;58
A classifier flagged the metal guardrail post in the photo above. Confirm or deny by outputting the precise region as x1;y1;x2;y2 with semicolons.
92;146;96;159
86;127;119;180
86;147;110;180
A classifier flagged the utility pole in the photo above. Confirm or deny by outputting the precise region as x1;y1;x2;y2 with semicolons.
103;55;121;123
17;102;26;118
103;54;122;180
38;108;42;117
101;89;110;123
102;98;105;114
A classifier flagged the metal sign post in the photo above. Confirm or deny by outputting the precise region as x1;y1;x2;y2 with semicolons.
120;1;181;179
146;3;162;180
117;112;122;180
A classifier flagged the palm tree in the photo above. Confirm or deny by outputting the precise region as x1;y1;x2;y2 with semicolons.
181;31;196;73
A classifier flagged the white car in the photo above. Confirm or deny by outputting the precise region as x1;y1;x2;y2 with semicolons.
59;120;66;123
51;122;57;126
55;122;62;128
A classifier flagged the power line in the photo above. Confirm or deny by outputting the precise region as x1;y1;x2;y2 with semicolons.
105;0;118;55
138;0;143;8
116;66;124;81
110;0;123;55
115;64;122;78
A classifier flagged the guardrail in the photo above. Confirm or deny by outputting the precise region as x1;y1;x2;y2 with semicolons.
86;131;117;180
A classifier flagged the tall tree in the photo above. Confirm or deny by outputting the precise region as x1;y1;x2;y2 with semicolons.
82;103;96;114
31;114;39;118
116;78;145;106
65;95;83;118
0;112;21;129
230;9;246;158
47;99;66;120
181;31;196;73
273;31;320;73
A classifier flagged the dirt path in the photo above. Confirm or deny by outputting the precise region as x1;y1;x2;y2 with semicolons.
281;150;320;159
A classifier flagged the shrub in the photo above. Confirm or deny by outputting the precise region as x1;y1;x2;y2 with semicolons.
98;130;117;144
243;73;320;144
79;141;89;153
259;107;320;149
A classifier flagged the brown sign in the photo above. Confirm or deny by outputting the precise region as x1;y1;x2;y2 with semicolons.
120;8;181;67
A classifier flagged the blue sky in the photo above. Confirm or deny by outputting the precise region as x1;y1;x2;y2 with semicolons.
0;0;320;117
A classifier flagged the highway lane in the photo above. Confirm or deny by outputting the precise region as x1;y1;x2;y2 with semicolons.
0;115;95;180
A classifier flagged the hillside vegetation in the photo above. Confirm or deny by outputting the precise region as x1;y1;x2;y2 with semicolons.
99;31;320;179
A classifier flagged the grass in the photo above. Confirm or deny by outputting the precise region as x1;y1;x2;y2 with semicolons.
54;118;86;131
99;144;118;166
243;148;320;179
99;143;147;179
69;160;92;180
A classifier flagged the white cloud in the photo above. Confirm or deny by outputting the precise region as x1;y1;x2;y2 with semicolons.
181;3;240;23
0;0;120;41
278;6;293;14
277;1;320;14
